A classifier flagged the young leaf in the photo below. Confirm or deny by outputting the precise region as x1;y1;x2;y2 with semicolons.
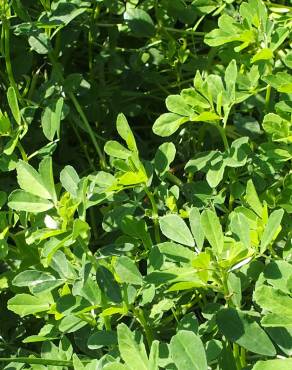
159;214;194;247
170;330;207;370
201;209;224;255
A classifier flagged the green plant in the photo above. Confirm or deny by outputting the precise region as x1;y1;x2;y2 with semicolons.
0;0;292;369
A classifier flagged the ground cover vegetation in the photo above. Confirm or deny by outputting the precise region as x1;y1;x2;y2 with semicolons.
0;0;292;369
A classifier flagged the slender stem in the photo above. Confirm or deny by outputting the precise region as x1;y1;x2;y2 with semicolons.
71;117;96;171
233;343;242;370
265;85;271;112
164;27;206;36
48;52;106;168
240;347;247;367
0;357;90;366
134;307;154;349
3;17;21;101
17;142;28;161
68;92;106;169
165;172;183;187
143;186;160;244
216;125;229;150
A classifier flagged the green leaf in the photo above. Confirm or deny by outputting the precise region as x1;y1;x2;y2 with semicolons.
59;315;87;333
170;330;207;370
60;165;80;197
0;239;8;260
261;313;292;327
254;285;292;316
230;212;250;247
87;331;117;349
103;364;130;370
181;88;210;109
252;359;292;370
41;97;64;141
264;260;292;294
251;48;273;63
263;72;292;93
206;160;225;188
266;327;292;356
201;209;224;255
225;59;237;101
39;157;57;204
189;208;204;250
7;86;21;125
159;214;194;247
8;190;54;213
154;142;176;176
260;209;284;253
116;113;137;152
153;113;188;137
115;256;143;286
216;308;276;356
124;8;155;38
117;323;149;370
28;30;51;54
12;270;63;294
245;180;263;217
149;340;159;370
96;265;122;303
104;141;132;159
166;95;193;116
16;160;52;199
8;293;51;317
73;354;85;370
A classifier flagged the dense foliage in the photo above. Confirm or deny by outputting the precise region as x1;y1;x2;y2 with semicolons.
0;0;292;369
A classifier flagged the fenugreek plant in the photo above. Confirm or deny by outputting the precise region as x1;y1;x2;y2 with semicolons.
0;0;292;369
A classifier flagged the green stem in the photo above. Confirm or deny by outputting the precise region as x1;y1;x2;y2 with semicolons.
165;172;183;187
48;52;106;168
143;186;160;244
265;85;271;113
134;307;154;349
233;343;242;370
240;347;247;367
17;142;28;161
216;125;229;150
0;357;90;366
3;17;21;101
163;27;205;36
68;92;106;169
